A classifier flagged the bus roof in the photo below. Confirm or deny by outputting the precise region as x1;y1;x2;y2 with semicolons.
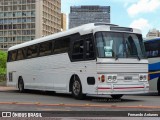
144;37;160;43
8;22;142;51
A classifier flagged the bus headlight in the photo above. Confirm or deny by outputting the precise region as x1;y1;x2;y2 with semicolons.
113;76;117;82
107;76;112;82
107;74;117;83
139;74;147;81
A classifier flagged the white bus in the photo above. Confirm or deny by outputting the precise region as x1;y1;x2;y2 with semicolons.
7;23;149;99
144;38;160;95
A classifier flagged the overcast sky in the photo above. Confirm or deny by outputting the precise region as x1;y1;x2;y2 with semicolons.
61;0;160;37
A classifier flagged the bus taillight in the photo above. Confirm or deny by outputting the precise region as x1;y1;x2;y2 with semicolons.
101;75;105;82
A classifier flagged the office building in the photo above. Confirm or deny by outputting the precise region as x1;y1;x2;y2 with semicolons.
146;29;160;38
61;13;66;31
0;0;61;51
69;5;110;29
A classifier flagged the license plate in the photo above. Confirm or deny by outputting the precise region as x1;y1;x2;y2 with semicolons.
124;76;132;80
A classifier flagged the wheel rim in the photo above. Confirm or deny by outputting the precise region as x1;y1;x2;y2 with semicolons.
73;80;80;96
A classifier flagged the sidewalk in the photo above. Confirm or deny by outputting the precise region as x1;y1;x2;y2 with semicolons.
0;81;16;91
0;86;16;91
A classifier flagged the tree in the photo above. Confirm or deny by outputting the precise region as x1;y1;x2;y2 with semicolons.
0;51;7;75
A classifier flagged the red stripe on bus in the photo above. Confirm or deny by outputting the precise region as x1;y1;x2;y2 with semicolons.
98;87;111;90
114;86;144;89
98;86;144;90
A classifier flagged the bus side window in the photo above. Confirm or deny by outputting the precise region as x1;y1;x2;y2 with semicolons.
10;50;17;61
7;51;11;62
54;38;70;54
86;37;95;60
72;40;84;61
17;49;24;60
27;45;38;58
39;41;52;56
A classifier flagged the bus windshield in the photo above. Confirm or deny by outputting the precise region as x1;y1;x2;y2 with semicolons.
95;32;146;59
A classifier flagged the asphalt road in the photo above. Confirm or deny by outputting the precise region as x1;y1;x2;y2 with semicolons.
0;88;160;119
0;88;160;111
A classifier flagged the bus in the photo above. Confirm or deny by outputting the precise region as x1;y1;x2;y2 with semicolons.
144;37;160;95
7;23;149;99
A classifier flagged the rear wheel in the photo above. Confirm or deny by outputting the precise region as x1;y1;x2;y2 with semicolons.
111;94;123;99
71;77;84;99
18;78;25;93
157;78;160;96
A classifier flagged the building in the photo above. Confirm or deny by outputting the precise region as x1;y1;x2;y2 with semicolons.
146;29;160;38
0;0;61;51
69;5;110;29
61;13;66;31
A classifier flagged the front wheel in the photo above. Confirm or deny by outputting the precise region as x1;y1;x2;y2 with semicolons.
18;79;25;93
71;77;84;100
111;94;123;99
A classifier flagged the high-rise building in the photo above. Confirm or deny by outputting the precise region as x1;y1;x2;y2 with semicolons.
0;0;61;51
69;5;110;29
61;13;66;31
146;29;160;38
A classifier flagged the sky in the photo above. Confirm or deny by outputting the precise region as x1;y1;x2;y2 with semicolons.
61;0;160;37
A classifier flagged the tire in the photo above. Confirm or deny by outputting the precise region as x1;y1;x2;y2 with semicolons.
157;78;160;96
18;78;25;93
71;77;84;100
111;94;123;99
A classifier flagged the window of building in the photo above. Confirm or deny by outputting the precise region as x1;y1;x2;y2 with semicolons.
31;36;35;40
0;37;3;42
31;18;35;22
0;13;4;17
31;4;35;9
13;6;17;11
31;23;35;28
31;11;35;17
22;36;30;41
22;0;26;4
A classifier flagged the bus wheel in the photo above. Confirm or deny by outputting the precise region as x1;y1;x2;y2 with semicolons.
18;78;25;93
71;77;84;100
111;94;123;99
157;78;160;96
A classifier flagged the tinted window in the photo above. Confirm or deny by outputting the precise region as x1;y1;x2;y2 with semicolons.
17;49;24;60
72;40;84;60
145;41;160;58
7;50;17;62
85;37;95;60
10;50;17;61
27;45;38;58
54;38;70;54
39;41;52;56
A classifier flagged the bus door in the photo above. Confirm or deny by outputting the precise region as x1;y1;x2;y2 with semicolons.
83;34;97;94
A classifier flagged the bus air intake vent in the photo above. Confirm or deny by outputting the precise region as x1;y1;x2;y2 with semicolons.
94;22;118;27
110;27;133;32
